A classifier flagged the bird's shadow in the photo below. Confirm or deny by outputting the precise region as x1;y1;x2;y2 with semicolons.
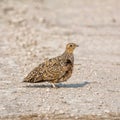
24;81;90;88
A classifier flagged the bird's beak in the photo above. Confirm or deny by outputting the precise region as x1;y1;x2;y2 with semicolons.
76;44;79;47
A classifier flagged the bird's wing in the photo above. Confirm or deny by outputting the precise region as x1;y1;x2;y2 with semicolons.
42;57;69;81
24;57;73;83
24;63;45;82
58;62;73;82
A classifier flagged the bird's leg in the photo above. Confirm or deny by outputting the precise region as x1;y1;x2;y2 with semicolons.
51;83;56;88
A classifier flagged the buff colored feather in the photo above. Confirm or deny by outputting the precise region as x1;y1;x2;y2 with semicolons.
24;43;78;88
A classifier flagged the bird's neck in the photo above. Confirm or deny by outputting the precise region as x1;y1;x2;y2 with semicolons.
62;51;74;63
63;50;73;56
65;49;74;54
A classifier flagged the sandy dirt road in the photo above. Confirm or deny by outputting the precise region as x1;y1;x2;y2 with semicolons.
0;0;120;119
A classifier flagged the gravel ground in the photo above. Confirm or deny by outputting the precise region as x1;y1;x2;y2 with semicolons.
0;0;120;119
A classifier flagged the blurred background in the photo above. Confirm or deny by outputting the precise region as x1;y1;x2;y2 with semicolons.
0;0;120;119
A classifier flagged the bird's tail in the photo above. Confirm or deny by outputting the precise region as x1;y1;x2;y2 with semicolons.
23;66;44;83
23;75;44;83
23;77;35;83
23;66;39;83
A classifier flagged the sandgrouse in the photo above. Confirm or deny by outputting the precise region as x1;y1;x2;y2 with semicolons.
24;43;78;88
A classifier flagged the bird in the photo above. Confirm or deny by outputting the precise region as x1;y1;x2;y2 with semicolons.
23;43;78;88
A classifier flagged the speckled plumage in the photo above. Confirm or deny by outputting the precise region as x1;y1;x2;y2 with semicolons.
24;43;78;87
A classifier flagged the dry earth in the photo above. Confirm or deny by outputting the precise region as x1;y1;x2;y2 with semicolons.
0;0;120;119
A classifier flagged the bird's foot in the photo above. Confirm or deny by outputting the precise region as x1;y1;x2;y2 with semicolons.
51;83;58;88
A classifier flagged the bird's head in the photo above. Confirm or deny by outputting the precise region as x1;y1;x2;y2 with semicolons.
65;43;79;54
